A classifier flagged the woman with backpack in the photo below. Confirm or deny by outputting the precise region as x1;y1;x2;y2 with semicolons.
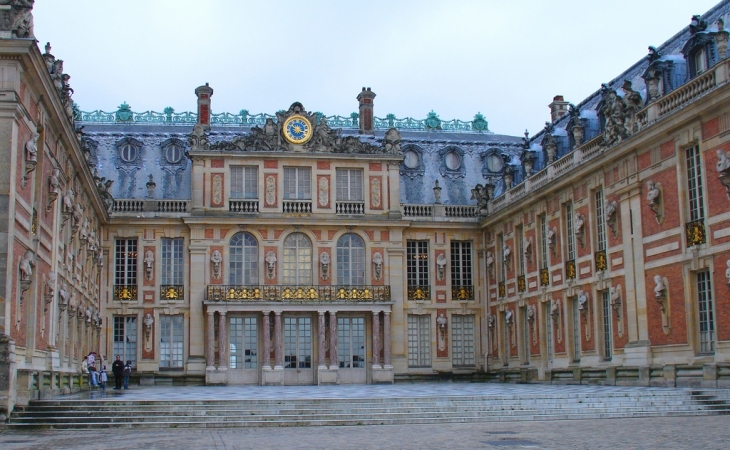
122;360;132;389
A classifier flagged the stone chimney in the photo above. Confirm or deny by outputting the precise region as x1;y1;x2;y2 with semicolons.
548;95;569;122
357;87;376;134
195;83;214;130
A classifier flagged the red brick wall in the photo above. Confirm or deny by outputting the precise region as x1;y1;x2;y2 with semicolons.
645;266;687;346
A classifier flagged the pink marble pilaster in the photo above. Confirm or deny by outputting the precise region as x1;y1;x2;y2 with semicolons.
218;311;228;369
318;311;326;369
383;311;392;367
262;311;271;369
274;311;283;368
206;311;215;368
329;311;338;369
372;311;381;367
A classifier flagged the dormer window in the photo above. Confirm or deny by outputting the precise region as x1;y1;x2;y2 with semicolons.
165;144;183;164
695;48;708;74
403;150;419;169
485;153;503;172
444;150;461;170
120;143;137;163
115;137;143;166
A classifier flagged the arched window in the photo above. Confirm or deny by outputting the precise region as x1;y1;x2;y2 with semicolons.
229;232;258;285
337;233;365;286
283;233;312;285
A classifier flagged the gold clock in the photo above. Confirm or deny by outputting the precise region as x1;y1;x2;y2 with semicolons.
282;115;313;144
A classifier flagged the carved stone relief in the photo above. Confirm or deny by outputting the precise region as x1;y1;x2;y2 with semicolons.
210;250;222;280
265;175;276;207
436;253;447;281
605;200;618;236
654;275;671;334
646;180;663;223
318;176;329;208
265;251;277;280
370;177;381;209
372;252;383;281
319;251;330;281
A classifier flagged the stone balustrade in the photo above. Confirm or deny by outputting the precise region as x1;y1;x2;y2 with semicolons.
112;199;188;214
335;201;365;215
229;200;259;213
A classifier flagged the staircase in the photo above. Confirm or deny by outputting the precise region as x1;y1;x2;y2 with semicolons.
7;387;730;429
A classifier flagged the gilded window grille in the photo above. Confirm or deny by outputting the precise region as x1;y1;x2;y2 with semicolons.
407;285;431;301
594;250;608;272
451;285;474;301
498;282;506;298
685;219;706;247
539;268;550;286
113;285;138;301
517;276;526;293
565;260;576;280
160;285;184;300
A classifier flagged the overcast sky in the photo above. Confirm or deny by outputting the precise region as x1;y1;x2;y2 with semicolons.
32;0;719;137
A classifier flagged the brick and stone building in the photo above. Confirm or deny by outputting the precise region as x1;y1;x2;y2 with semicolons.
2;0;730;418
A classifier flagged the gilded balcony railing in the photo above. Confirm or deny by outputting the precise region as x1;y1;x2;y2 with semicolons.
498;282;506;298
566;260;576;280
540;268;550;286
160;285;184;300
205;285;391;302
113;285;138;301
451;285;474;301
517;275;526;293
594;250;608;272
685;219;707;247
407;285;431;301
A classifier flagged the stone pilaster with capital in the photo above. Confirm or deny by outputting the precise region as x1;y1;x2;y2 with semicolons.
218;311;227;370
328;311;338;370
372;311;381;368
205;311;215;369
383;311;391;367
274;311;282;369
262;311;271;369
318;311;326;369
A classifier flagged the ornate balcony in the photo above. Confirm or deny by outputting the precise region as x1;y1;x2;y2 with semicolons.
113;285;138;301
451;285;474;301
595;250;608;272
566;260;576;280
283;200;312;214
160;285;184;301
686;219;707;247
229;200;259;213
336;201;365;215
407;285;431;301
205;285;391;303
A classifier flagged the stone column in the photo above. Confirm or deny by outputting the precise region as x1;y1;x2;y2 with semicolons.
191;159;205;213
218;311;228;370
205;311;215;369
274;311;283;369
372;311;381;368
383;311;392;368
318;311;326;369
262;311;271;369
329;311;338;370
387;163;402;219
188;243;208;372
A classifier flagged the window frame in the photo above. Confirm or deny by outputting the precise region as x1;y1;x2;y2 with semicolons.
229;232;259;285
115;239;138;286
282;233;313;285
160;314;184;369
336;233;366;286
230;166;259;199
407;240;429;287
283;167;312;200
335;168;364;202
161;238;184;286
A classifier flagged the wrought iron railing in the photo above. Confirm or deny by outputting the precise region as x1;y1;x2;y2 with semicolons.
160;285;184;300
113;285;138;301
539;268;550;286
229;200;259;213
517;275;526;293
451;285;474;301
407;285;431;301
206;285;391;302
685;219;707;247
335;201;365;215
565;260;576;280
283;200;312;214
594;250;608;272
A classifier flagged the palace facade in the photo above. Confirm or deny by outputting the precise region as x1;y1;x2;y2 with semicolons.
2;0;730;418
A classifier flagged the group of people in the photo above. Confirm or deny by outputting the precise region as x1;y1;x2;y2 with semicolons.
82;353;132;390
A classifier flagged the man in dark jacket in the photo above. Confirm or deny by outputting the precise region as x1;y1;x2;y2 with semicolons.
111;355;125;390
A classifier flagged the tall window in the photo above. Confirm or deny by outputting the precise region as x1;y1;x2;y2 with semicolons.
450;241;472;288
161;238;184;286
283;167;311;200
522;307;530;364
516;226;525;277
572;297;581;362
338;317;365;368
160;315;184;368
229;317;257;369
115;239;137;286
283;233;312;284
336;168;363;201
230;166;258;199
337;234;365;285
407;315;431;367
539;215;549;270
686;145;705;222
601;290;613;361
113;316;137;367
595;190;607;253
565;204;576;262
407;240;429;287
498;234;506;284
697;270;715;354
229;232;259;285
545;303;553;363
452;315;475;366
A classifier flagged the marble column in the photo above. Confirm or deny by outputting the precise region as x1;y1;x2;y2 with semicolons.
262;311;271;369
329;311;338;370
218;311;228;370
383;311;392;368
205;311;215;369
318;311;326;369
274;311;283;369
372;311;381;368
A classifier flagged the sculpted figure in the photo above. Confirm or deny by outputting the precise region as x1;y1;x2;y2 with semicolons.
383;128;402;154
72;203;83;230
487;313;495;328
49;168;61;196
486;251;494;270
372;252;383;281
210;250;222;280
726;260;730;284
25;130;39;162
265;251;277;279
436;253;447;280
144;250;154;280
505;309;513;324
578;290;588;311
654;275;666;298
717;150;730;173
437;313;447;330
647;180;660;206
19;249;34;280
63;188;75;213
144;313;154;335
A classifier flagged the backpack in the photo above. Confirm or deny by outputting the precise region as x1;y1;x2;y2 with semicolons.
123;365;132;376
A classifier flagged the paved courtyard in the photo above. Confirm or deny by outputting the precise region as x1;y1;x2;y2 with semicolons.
0;384;728;449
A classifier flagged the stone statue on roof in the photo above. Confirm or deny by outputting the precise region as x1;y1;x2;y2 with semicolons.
0;0;35;39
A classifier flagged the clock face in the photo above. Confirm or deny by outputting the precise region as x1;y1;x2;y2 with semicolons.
282;115;313;144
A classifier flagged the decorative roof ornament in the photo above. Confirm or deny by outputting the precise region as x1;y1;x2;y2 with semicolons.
569;104;585;147
0;0;35;39
647;46;661;62
425;111;441;130
689;14;708;34
472;112;489;132
115;102;133;122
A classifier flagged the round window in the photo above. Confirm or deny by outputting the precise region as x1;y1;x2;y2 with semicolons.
486;153;503;172
403;150;419;169
445;151;461;170
120;144;137;163
165;144;182;164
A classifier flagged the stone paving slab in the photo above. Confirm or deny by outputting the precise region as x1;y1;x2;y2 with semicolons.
1;416;729;449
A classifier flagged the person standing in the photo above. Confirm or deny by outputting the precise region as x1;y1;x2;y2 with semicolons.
122;360;132;390
81;355;90;387
87;352;98;387
112;355;124;390
99;366;108;390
